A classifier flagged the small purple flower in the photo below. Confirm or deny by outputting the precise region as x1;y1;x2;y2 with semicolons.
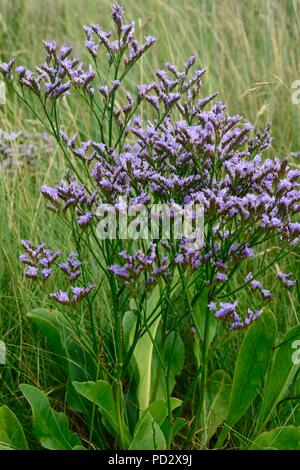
215;300;238;319
242;246;254;258
77;212;94;228
39;249;61;268
174;253;184;264
109;264;130;279
71;284;95;303
111;79;121;93
0;57;16;80
20;240;58;280
250;279;263;290
277;272;296;287
50;81;71;99
270;217;281;228
59;252;81;282
51;290;70;304
43;40;57;54
146;276;154;284
19;253;35;266
42;268;52;280
216;272;228;282
16;66;26;78
244;308;262;325
98;86;109;98
25;267;38;279
208;301;217;311
21;240;46;258
58;45;73;60
85;39;99;59
230;313;244;330
112;3;125;31
40;185;59;204
41;175;87;211
261;288;272;299
244;272;253;282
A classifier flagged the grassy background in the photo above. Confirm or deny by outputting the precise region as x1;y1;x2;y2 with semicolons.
2;0;300;149
0;0;300;447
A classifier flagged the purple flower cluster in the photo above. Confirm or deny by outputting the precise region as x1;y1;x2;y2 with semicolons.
244;272;272;299
208;300;261;330
9;3;299;331
109;242;170;284
15;41;93;99
20;240;94;305
20;240;61;280
40;172;98;228
0;57;15;80
59;252;81;281
84;3;156;66
230;308;262;330
51;284;94;305
277;272;296;287
0;3;158;104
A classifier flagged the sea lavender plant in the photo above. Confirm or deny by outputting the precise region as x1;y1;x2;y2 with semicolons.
2;3;300;450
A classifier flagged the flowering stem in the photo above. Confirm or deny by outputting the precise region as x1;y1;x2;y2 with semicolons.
72;221;98;352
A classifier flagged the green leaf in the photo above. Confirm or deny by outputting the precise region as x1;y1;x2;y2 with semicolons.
129;411;166;450
161;417;187;442
27;308;96;412
72;380;116;428
225;311;277;428
62;334;96;411
0;406;27;450
123;310;137;350
142;398;184;443
289;406;300;426
0;444;15;450
27;308;65;360
170;267;181;294
206;370;232;443
256;325;300;432
72;380;131;447
144;398;182;426
194;290;217;347
124;285;162;412
151;331;185;402
20;384;82;450
250;426;300;450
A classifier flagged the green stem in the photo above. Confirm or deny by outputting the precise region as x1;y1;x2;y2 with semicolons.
214;425;230;449
198;304;211;446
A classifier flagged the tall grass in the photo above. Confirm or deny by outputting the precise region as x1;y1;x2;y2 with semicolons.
0;0;299;447
2;0;300;149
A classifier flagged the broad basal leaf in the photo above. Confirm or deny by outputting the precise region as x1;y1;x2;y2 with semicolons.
206;370;232;443
123;285;162;412
73;380;131;447
250;426;300;450
0;406;27;450
225;311;276;428
20;384;82;450
28;307;96;412
256;324;300;433
144;398;182;426
151;330;185;402
129;411;166;450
